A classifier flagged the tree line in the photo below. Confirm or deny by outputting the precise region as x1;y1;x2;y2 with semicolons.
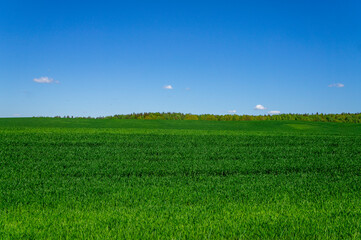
53;112;361;123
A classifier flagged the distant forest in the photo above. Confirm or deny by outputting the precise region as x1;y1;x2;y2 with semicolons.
54;112;361;123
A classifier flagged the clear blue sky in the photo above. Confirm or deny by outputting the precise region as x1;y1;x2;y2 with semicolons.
1;0;360;117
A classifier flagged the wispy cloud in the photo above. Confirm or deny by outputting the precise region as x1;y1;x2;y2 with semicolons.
163;85;173;90
268;110;281;114
228;110;236;114
33;77;59;84
254;104;266;110
328;83;344;88
185;87;191;91
13;114;21;117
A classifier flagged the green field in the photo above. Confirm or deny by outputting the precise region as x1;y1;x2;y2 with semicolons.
1;118;361;239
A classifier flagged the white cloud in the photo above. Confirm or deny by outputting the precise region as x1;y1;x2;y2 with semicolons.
268;110;281;114
185;87;191;91
33;77;58;84
254;104;266;110
328;83;344;88
228;110;236;114
163;85;173;90
13;114;21;117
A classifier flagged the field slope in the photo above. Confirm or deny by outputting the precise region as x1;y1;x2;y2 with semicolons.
1;118;361;239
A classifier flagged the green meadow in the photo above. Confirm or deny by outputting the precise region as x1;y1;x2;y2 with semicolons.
1;118;361;239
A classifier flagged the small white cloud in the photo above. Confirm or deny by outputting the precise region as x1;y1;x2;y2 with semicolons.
185;87;191;91
163;85;173;90
228;110;236;114
328;83;344;88
33;76;58;84
268;110;281;115
254;104;266;110
13;114;21;117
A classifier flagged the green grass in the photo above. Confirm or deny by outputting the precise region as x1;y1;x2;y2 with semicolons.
1;118;361;239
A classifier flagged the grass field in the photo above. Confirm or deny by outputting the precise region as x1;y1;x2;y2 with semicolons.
1;118;361;239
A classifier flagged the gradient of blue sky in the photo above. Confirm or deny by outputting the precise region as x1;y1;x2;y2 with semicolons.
1;0;360;117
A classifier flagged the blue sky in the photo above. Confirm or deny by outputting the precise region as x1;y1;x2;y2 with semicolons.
1;0;360;117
